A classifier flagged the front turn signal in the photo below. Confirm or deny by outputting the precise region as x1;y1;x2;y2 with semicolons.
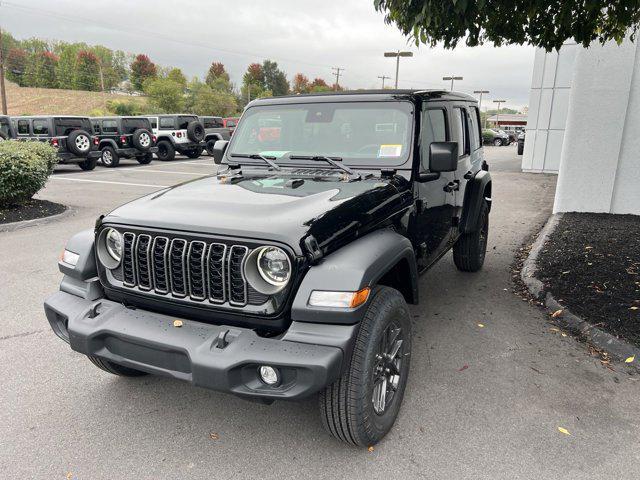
308;287;371;308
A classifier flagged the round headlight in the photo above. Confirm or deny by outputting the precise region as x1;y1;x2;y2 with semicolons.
257;247;291;286
105;228;123;262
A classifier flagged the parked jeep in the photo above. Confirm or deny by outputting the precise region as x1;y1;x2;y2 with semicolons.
482;128;510;146
223;117;239;134
143;114;205;161
200;116;232;158
11;116;100;170
90;117;158;167
517;131;526;155
45;90;491;446
0;115;15;140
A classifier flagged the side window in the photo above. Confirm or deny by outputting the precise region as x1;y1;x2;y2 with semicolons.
150;119;158;129
32;120;49;136
159;117;176;129
92;123;101;134
421;109;447;169
17;120;30;135
203;118;215;129
214;118;224;127
102;120;118;134
469;106;481;151
452;107;470;157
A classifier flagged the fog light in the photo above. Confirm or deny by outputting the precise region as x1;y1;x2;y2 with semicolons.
259;365;280;386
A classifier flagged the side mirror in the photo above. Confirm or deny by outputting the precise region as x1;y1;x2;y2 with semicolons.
212;140;229;165
429;142;458;173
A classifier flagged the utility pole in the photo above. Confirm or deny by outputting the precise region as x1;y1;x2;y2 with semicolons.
474;90;490;127
331;67;344;90
377;75;391;89
384;50;413;89
443;75;463;91
98;62;105;92
493;99;506;129
0;25;7;115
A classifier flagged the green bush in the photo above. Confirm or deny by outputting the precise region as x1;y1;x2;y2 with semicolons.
0;141;58;207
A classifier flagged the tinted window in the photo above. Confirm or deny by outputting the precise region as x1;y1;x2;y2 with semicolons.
0;118;10;137
159;117;176;129
203;117;223;128
469;106;481;151
17;120;30;135
150;118;158;129
54;118;91;137
92;122;101;134
452;108;469;156
122;118;149;134
225;119;237;128
178;115;198;129
421;109;448;169
102;120;118;134
33;119;49;135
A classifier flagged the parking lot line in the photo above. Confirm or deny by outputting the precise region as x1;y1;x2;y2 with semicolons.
49;177;169;188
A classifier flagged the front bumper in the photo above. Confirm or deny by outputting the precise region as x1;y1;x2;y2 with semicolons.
44;291;348;400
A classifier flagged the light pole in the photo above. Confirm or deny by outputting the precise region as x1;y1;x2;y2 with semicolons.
443;75;463;91
377;75;391;89
332;66;344;90
474;90;489;127
493;99;506;129
384;51;413;89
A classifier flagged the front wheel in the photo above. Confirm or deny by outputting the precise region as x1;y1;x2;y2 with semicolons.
453;200;490;272
137;152;153;164
319;286;411;447
206;139;217;156
78;157;97;171
185;148;202;159
156;141;175;161
87;356;148;377
101;146;119;168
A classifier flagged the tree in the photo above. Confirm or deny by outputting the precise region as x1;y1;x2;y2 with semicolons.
241;63;268;101
309;77;332;92
55;42;86;89
74;50;101;91
292;73;310;94
374;0;640;51
205;62;233;94
144;77;185;112
186;80;238;117
130;54;157;91
5;49;28;85
166;68;187;89
262;60;289;96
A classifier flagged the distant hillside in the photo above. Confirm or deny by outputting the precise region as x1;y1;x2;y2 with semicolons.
4;81;148;116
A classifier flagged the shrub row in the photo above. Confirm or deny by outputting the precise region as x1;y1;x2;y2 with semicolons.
0;141;58;207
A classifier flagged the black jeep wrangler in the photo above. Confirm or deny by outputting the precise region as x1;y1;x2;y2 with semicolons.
144;114;205;161
90;116;158;167
11;116;101;170
45;91;491;446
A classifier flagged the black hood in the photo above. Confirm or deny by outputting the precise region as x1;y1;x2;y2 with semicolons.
102;169;413;256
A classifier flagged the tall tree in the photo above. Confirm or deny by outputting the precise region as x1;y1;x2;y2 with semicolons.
292;73;310;94
374;0;640;51
5;49;27;85
186;79;238;116
55;43;86;89
74;50;101;91
130;54;157;91
262;60;289;96
166;68;187;89
144;77;185;112
241;63;268;101
23;51;59;88
309;77;331;92
205;61;233;93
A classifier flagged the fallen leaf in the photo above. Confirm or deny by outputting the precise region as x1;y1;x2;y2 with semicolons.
625;356;635;364
551;309;563;318
66;473;73;480
585;246;593;250
478;323;485;328
550;327;560;332
173;320;183;328
630;306;639;311
561;333;567;337
368;446;374;452
209;432;219;440
458;364;469;372
558;427;571;436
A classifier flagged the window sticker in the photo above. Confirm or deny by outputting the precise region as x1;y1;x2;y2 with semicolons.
378;144;402;157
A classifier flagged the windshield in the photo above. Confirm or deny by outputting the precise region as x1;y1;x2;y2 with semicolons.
228;101;414;166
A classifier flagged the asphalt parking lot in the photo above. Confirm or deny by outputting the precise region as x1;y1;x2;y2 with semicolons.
2;145;639;479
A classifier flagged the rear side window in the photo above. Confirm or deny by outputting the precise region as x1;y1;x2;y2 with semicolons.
149;118;158;129
92;122;101;134
452;108;470;157
469;106;482;151
33;120;49;135
17;120;30;135
421;109;448;168
178;116;197;129
203;117;223;128
122;118;149;134
54;118;91;137
0;118;10;137
159;117;176;129
102;120;118;134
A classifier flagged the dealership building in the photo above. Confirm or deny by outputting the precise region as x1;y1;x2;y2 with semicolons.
486;113;527;131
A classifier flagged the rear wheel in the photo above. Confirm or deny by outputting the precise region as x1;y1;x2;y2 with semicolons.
185;148;202;159
156;141;175;161
87;356;148;377
78;157;97;171
319;286;411;447
206;139;217;156
453;200;490;272
101;146;119;168
137;152;153;164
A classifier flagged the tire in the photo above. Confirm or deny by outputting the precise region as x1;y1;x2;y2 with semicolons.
78;157;97;171
67;129;92;157
206;139;217;156
131;129;152;151
0;132;6;141
186;121;205;142
156;141;175;161
453;200;490;272
517;142;524;155
319;286;411;447
87;355;148;377
100;146;119;168
493;138;503;147
185;148;202;159
137;152;153;164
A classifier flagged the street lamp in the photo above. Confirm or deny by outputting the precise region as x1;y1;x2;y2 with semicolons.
384;51;413;89
493;99;506;128
474;90;490;127
443;75;463;91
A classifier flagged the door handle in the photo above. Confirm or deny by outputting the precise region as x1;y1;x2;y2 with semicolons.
463;170;474;180
443;180;460;193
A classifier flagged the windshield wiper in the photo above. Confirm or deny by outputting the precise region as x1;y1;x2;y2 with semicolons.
230;153;281;171
288;155;359;178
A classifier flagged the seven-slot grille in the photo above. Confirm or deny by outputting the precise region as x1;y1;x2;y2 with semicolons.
118;232;250;306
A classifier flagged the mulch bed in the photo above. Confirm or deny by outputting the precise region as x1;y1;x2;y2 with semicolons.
0;199;66;225
536;213;640;347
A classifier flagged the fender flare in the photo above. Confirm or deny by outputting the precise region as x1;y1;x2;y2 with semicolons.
59;229;96;281
291;229;418;325
98;138;119;150
460;170;492;233
204;133;222;142
155;135;176;146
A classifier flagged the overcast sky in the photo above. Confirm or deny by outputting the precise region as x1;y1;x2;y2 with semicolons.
1;0;535;109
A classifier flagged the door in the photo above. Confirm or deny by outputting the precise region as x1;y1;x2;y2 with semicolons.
413;105;457;270
450;106;472;221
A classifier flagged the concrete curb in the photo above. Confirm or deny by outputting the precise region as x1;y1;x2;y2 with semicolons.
0;206;74;233
521;213;640;368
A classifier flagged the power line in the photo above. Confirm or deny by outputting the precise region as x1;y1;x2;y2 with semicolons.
331;66;344;90
377;75;391;89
